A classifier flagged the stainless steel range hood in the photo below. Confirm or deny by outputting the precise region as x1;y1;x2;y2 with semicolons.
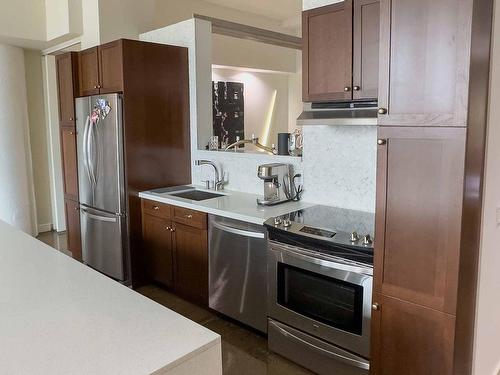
297;101;378;126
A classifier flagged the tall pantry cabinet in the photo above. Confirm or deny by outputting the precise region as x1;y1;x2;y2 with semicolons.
56;52;82;261
371;0;493;374
302;0;493;373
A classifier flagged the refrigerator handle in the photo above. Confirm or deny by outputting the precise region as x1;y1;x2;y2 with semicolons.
81;208;117;223
87;118;97;188
82;116;95;188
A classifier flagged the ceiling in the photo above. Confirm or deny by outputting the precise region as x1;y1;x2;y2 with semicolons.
202;0;302;22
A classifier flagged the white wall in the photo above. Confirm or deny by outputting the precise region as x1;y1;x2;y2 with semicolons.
98;0;156;45
212;35;298;73
45;0;82;41
0;1;46;46
473;1;500;374
42;54;66;232
212;67;290;149
24;50;53;233
0;44;37;234
303;0;342;11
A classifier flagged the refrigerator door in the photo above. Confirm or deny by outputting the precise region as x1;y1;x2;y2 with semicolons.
80;205;126;281
76;94;125;214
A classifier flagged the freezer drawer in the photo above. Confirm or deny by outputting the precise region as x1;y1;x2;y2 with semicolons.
80;205;126;281
208;215;268;333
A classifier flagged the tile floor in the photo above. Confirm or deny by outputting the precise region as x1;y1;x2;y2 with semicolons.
36;231;313;375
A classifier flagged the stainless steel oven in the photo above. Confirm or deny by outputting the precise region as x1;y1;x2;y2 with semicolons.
267;240;372;375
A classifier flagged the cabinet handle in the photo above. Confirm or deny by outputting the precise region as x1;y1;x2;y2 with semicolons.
344;86;351;92
74;206;79;211
377;139;387;145
185;214;193;219
69;131;74;135
170;228;175;232
69;117;74;121
372;303;380;311
165;226;171;231
378;108;387;115
97;84;101;89
153;206;159;210
353;86;360;91
94;85;98;89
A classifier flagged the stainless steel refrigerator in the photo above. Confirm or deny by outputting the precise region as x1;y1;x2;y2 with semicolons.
76;94;127;281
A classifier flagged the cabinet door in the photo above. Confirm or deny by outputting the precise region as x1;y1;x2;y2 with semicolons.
64;199;82;261
378;0;472;126
98;40;124;94
374;127;466;313
78;47;100;97
56;53;78;126
60;126;79;201
302;2;353;102
173;222;208;305
370;293;455;375
142;213;174;288
353;0;379;100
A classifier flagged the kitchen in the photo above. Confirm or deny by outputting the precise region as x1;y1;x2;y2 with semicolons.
0;0;498;374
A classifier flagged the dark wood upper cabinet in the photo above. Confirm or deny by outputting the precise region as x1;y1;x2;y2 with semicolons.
371;293;455;375
60;126;79;201
78;47;100;97
173;221;208;306
378;0;472;126
78;41;124;96
98;40;124;94
353;0;380;100
142;212;174;288
64;199;82;261
303;1;353;102
374;127;466;314
56;53;78;126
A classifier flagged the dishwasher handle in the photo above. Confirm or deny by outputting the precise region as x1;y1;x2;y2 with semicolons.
211;220;265;239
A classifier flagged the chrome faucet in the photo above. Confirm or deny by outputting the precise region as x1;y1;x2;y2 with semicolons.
195;160;225;191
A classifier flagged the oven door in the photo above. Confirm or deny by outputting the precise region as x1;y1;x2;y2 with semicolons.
268;241;373;358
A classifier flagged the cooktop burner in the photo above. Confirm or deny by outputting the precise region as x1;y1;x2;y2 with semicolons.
264;205;375;265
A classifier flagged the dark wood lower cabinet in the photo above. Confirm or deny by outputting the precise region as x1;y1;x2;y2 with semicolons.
64;199;82;261
141;213;174;288
140;199;208;306
371;294;455;375
173;222;208;305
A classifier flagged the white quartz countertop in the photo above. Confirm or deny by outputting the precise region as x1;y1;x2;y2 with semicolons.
139;186;313;225
0;220;220;375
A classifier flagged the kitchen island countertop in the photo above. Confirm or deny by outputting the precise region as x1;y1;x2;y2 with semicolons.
139;186;313;225
0;220;221;375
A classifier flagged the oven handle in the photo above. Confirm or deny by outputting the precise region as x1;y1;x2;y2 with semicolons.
271;242;373;276
269;320;370;370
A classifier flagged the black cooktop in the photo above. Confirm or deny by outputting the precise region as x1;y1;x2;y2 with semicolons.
264;205;375;265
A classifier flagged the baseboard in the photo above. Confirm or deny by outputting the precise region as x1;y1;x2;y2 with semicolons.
38;223;53;233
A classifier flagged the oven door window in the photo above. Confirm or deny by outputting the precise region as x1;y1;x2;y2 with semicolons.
277;263;363;335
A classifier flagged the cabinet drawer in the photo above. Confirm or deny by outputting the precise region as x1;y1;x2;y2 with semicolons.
173;207;207;229
141;199;171;219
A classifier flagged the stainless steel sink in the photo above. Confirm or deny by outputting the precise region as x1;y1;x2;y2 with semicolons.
170;190;225;201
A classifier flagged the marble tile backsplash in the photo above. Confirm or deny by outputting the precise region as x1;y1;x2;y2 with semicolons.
300;126;377;213
192;126;377;213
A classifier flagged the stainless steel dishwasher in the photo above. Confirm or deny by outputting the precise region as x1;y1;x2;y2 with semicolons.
208;214;268;333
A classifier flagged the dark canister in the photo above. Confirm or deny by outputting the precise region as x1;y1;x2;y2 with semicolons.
278;133;290;156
